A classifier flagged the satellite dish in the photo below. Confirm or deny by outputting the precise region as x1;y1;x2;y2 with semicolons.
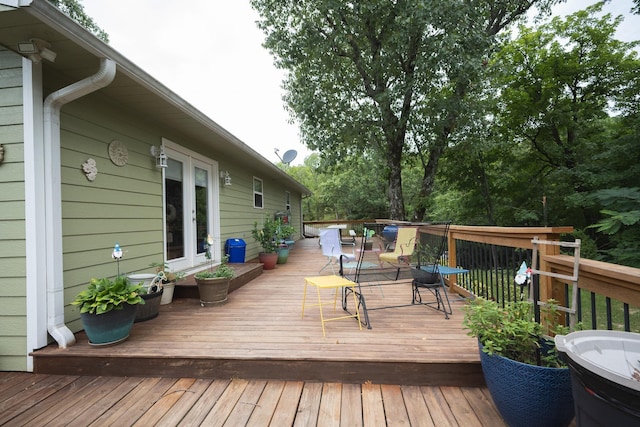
282;149;298;165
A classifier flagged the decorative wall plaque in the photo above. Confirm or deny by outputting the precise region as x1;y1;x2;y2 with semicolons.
108;140;128;166
82;158;98;181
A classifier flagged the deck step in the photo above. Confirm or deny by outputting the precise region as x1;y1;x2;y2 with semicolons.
32;351;483;386
173;262;263;299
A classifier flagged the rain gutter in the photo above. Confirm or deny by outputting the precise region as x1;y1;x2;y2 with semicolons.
44;58;116;347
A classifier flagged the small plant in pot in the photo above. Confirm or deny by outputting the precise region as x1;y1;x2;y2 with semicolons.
195;235;235;307
72;276;145;346
251;216;282;269
150;262;185;305
463;297;575;427
131;273;164;323
275;221;296;264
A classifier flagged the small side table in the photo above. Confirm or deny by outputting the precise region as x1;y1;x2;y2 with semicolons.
302;275;362;336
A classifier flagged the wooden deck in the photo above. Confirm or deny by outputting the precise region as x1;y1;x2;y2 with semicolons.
33;238;482;386
0;372;506;426
10;239;515;425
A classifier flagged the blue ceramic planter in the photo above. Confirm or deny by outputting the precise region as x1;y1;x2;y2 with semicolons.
479;346;575;427
80;303;137;346
276;246;289;264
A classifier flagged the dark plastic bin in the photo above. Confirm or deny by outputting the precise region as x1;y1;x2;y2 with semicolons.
555;330;640;427
225;238;246;263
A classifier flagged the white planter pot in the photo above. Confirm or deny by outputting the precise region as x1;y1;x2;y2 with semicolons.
160;281;175;305
127;273;158;293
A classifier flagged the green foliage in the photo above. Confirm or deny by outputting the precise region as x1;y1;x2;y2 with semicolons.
584;187;640;266
463;298;570;368
194;255;235;279
47;0;109;42
428;3;640;266
150;262;185;284
251;0;548;220
251;216;293;253
72;276;144;315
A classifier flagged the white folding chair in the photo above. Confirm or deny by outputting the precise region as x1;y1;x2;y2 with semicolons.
319;228;356;274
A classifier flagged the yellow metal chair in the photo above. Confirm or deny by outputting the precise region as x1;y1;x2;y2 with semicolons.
378;227;418;265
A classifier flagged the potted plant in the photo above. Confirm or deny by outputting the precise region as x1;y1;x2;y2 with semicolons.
130;273;164;322
251;216;281;269
72;276;145;345
194;235;235;307
463;297;575;427
275;221;296;264
150;262;185;305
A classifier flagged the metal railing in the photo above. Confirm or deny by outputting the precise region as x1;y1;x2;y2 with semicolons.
303;220;640;332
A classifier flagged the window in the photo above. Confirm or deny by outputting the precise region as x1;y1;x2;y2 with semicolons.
285;191;291;211
253;177;264;208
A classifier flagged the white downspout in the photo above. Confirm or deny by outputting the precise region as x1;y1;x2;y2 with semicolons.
45;58;116;347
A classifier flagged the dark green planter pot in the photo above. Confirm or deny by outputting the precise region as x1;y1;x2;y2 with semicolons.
80;303;137;346
135;290;163;322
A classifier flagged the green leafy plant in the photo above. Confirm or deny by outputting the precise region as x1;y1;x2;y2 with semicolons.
277;222;296;244
463;297;570;368
72;276;144;315
194;255;235;279
150;261;185;284
252;216;291;253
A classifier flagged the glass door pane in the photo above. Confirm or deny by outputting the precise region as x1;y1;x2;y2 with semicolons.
194;166;209;256
165;158;185;261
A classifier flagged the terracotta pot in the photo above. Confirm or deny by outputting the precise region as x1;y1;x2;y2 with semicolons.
258;252;278;270
196;277;230;307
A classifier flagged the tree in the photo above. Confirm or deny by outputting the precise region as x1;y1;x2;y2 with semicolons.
488;2;639;224
47;0;109;42
250;0;559;220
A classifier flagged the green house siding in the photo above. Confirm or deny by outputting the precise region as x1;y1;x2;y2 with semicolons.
214;158;304;261
0;46;27;371
58;99;165;330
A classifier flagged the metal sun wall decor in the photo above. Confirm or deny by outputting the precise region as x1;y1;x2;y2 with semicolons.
108;140;128;166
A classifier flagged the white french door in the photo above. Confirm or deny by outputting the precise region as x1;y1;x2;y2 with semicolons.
163;142;220;272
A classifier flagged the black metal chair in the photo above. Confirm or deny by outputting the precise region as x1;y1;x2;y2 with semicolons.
411;222;452;318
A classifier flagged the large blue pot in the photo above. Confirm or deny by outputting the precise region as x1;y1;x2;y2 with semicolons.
80;303;137;346
479;346;575;427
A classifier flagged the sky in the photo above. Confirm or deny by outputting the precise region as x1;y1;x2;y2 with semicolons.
79;0;639;167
